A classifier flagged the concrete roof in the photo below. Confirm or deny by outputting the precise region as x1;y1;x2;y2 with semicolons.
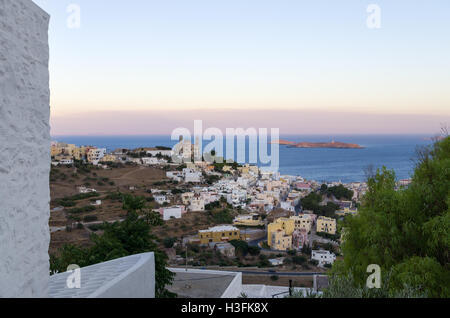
199;225;239;233
167;269;237;298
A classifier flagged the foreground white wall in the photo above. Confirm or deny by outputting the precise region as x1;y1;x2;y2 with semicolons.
0;0;50;297
49;253;156;298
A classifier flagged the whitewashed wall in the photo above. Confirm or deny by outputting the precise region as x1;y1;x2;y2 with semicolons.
0;0;50;297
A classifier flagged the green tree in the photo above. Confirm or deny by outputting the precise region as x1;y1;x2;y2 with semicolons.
144;209;163;226
50;207;176;297
229;240;249;257
122;194;146;214
331;136;450;297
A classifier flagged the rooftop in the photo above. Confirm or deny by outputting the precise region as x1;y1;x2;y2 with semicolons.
199;225;239;233
167;268;241;298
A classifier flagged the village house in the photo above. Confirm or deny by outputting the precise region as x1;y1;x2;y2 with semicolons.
184;168;202;183
270;229;292;251
291;214;314;233
87;148;106;165
233;214;264;227
198;225;240;245
158;205;186;221
267;217;295;247
188;197;205;212
214;242;236;258
154;194;170;205
311;250;336;267
316;216;337;235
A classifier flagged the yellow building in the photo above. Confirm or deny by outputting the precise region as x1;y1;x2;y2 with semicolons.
198;225;240;244
316;216;337;235
233;214;264;227
270;229;292;251
100;154;117;163
72;146;89;161
290;215;313;233
51;145;62;157
267;217;295;247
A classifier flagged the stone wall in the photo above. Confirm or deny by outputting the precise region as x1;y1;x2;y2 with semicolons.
0;0;50;297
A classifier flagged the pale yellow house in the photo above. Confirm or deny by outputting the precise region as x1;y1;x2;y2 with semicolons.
100;154;117;163
270;229;292;251
198;225;241;245
51;142;76;157
267;217;294;247
233;214;264;227
72;146;87;160
316;216;337;235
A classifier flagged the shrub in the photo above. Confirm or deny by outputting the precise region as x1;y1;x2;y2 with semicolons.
83;215;98;222
163;237;176;248
270;275;279;281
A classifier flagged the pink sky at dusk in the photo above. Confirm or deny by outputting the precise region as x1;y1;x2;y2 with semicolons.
51;109;448;136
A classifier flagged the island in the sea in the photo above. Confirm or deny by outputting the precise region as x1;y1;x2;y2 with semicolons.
271;139;364;149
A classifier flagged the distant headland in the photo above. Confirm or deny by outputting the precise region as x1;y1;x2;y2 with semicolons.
271;139;364;149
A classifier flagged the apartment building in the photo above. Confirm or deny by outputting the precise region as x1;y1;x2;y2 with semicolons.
270;229;292;251
267;217;294;247
87;148;106;164
291;214;313;233
316;216;337;235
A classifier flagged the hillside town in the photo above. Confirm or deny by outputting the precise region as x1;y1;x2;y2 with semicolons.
49;140;413;290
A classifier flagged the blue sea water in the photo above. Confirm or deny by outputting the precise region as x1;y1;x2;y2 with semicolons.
51;134;433;183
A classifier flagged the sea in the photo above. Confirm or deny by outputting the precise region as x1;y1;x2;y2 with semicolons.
51;134;433;183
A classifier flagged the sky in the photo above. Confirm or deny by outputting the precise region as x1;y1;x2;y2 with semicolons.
33;0;450;135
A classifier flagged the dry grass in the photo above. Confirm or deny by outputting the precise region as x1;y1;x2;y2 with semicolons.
49;227;92;255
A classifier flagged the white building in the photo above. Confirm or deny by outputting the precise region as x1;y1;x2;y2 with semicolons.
154;194;170;205
280;201;295;212
146;149;173;157
268;258;284;266
188;198;205;212
87;148;106;165
166;171;183;182
141;157;159;165
158;205;186;221
311;250;336;267
184;168;202;183
78;186;97;193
